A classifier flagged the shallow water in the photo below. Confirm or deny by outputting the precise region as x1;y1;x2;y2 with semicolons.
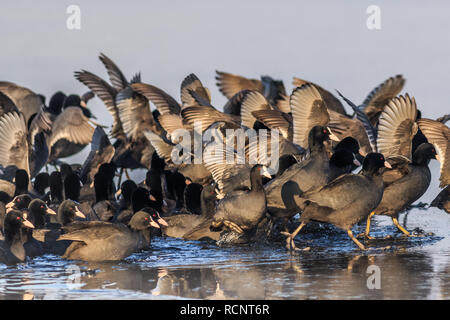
1;207;450;300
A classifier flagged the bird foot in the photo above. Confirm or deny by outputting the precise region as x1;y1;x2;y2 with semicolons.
222;221;244;234
280;232;310;252
356;232;375;240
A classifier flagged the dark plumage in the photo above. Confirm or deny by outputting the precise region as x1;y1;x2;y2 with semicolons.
0;209;35;264
430;185;450;214
23;199;56;257
6;194;32;211
184;183;203;215
64;172;81;202
29;172;50;200
27;199;57;229
114;180;138;224
13;169;29;197
58;209;163;261
49;171;64;204
210;165;267;234
47;93;96;162
57;200;87;227
264;126;332;219
363;143;439;238
284;153;391;251
163;184;217;239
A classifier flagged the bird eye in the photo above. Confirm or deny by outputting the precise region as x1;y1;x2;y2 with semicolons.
16;217;21;221
41;205;44;209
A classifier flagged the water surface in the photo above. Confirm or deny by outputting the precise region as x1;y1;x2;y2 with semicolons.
1;207;449;300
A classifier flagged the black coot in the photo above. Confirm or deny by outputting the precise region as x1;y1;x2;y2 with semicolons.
162;184;217;239
283;153;391;251
58;209;163;261
210;165;266;234
0;209;35;264
363;143;439;238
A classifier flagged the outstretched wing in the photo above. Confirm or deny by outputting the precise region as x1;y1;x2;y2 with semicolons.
240;91;271;129
202;127;249;196
417;118;450;187
130;82;181;115
362;75;406;126
143;130;175;163
215;70;263;100
290;84;329;149
0;112;29;174
292;77;347;115
377;94;417;160
0;81;43;123
80;126;115;185
74;70;124;139
180;73;211;107
336;90;377;152
48;107;95;147
98;53;129;91
116;86;156;141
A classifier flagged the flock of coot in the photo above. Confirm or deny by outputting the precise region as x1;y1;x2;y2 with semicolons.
0;53;449;264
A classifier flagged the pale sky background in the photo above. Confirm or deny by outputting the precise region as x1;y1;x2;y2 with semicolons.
0;0;449;199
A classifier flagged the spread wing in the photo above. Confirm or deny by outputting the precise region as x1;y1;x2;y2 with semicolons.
240;91;272;129
48;107;95;147
290;84;329;149
252;109;292;140
143;130;176;163
222;90;250;116
0;81;43;123
202;128;250;196
292;77;346;115
158;113;187;139
116;86;156;141
130;82;181;115
377;94;417;160
98;53;129;91
275;93;291;114
362;75;406;126
0;112;29;174
417;118;450;187
336;90;377;153
74;70;124;139
0;91;19;117
181;105;240;133
327;109;373;155
215;70;263;100
28;107;52;144
79;126;115;185
180;73;211;108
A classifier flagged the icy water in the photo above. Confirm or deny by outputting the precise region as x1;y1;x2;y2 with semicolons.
1;207;450;300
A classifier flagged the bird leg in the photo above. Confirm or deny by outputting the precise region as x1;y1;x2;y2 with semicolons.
392;217;412;237
222;220;244;234
357;211;375;239
281;222;306;251
210;220;224;232
117;168;124;190
124;168;131;180
347;229;366;250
